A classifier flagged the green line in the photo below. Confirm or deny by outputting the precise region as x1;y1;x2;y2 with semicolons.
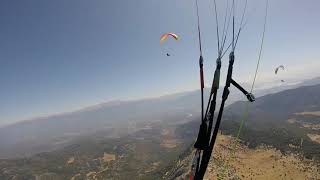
220;0;269;178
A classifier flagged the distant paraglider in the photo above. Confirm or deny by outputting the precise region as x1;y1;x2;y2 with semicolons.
160;33;179;56
275;65;285;83
275;65;284;74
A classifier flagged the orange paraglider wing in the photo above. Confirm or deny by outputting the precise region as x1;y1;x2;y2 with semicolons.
160;33;179;44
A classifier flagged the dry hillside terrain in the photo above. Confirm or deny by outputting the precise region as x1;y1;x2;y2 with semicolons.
203;135;320;180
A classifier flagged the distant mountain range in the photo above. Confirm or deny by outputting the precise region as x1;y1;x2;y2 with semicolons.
0;89;202;158
0;77;319;158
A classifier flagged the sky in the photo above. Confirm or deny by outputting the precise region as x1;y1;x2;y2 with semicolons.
0;0;320;126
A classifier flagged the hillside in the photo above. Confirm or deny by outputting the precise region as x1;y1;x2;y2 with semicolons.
167;134;320;180
166;84;320;179
222;84;320;160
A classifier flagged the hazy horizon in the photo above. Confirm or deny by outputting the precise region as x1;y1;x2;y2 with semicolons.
1;75;319;128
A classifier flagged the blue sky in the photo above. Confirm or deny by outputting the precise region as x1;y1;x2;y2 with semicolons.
0;0;319;126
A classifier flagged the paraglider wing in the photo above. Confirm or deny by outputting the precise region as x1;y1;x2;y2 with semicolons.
275;65;284;74
279;65;284;70
160;33;179;44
